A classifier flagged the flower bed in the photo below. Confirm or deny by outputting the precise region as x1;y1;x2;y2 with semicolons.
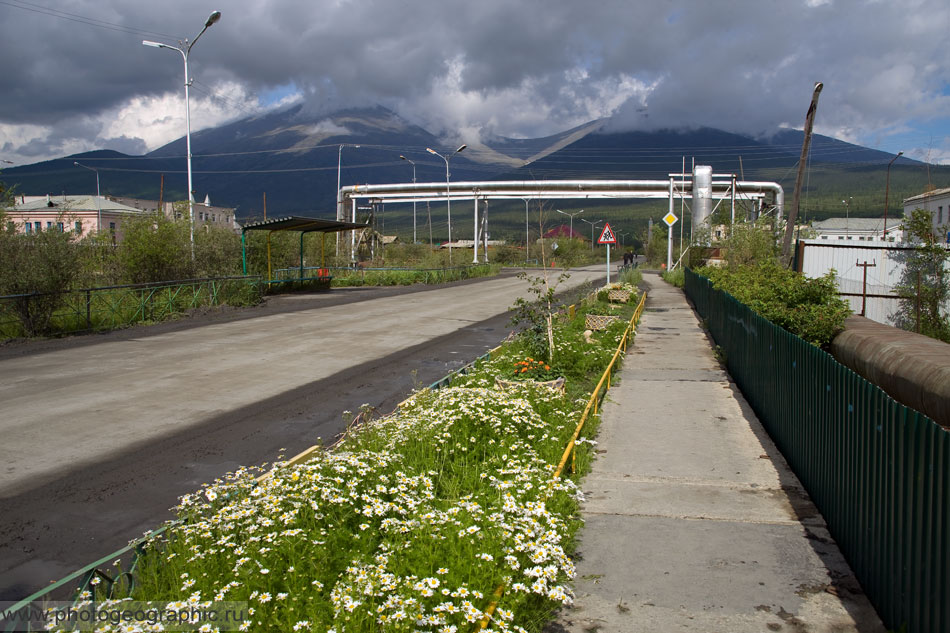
59;299;637;633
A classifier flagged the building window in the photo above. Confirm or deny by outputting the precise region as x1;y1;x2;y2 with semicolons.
109;222;116;233
940;207;944;225
75;221;82;234
24;223;32;234
34;221;41;232
46;221;53;229
820;235;828;239
57;222;64;232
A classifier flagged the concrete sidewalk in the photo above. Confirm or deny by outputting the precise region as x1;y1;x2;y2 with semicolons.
550;273;885;632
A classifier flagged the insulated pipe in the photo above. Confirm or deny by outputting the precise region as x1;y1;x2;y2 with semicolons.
692;166;713;230
339;179;783;219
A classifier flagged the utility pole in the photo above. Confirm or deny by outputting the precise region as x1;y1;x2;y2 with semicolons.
782;82;823;265
856;259;876;317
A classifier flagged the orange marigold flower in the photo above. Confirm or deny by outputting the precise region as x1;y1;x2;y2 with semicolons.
544;365;550;370
521;367;528;373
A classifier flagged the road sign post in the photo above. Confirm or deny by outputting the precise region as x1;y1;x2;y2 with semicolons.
598;222;617;284
662;212;678;271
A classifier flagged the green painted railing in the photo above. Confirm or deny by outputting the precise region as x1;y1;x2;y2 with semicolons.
0;276;264;339
684;267;949;633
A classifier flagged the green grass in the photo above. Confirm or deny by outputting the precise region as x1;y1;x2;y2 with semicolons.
60;292;640;632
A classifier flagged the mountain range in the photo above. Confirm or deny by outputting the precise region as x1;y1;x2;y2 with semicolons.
1;104;939;223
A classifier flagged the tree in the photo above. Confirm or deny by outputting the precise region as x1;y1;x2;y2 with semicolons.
892;208;950;341
0;211;82;335
117;211;194;283
721;220;780;269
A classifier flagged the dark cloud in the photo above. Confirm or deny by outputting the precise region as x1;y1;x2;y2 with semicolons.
1;0;948;161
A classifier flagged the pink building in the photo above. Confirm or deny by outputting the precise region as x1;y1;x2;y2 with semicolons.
4;194;239;242
4;194;149;242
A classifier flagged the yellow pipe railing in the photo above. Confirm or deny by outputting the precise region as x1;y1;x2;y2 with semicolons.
478;291;647;629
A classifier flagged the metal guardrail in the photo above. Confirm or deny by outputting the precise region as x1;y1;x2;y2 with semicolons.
0;276;263;339
684;267;949;633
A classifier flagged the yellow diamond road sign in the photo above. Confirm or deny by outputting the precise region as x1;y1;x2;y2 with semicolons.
663;212;678;227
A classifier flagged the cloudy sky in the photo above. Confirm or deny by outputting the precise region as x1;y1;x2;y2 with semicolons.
1;0;949;166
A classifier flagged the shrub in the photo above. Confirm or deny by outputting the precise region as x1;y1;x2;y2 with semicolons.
697;260;851;347
0;214;81;335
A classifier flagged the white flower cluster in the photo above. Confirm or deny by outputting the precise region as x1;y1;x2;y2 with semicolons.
57;379;592;632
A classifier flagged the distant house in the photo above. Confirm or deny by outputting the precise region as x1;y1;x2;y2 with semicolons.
811;217;903;243
542;225;585;240
903;187;950;240
3;194;240;240
110;196;240;233
439;240;506;249
3;194;150;242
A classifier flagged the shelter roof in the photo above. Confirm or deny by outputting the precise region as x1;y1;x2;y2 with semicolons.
240;216;368;234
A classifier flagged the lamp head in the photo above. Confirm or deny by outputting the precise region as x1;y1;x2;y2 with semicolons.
455;144;467;153
206;11;222;27
426;148;437;156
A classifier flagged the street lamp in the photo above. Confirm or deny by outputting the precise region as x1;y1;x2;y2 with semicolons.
426;144;466;262
73;162;102;233
143;10;222;261
555;208;583;237
521;198;531;264
842;197;852;238
400;155;417;243
580;217;602;250
883;151;903;241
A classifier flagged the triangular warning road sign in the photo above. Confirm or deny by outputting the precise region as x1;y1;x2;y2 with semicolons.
598;222;617;244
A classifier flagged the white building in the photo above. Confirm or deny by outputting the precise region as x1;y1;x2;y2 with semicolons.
811;217;903;243
903;187;950;241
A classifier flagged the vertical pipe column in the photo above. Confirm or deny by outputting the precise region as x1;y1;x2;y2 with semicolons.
299;232;304;280
473;197;479;264
668;177;674;270
731;175;736;224
351;198;357;263
241;231;247;275
266;232;272;282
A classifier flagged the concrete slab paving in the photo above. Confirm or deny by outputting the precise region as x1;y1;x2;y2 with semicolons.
548;273;885;633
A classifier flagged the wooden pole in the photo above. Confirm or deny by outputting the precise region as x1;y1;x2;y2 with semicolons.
782;82;823;265
263;192;267;220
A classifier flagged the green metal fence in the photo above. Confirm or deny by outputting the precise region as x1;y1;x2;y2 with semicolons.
0;276;263;339
684;267;949;633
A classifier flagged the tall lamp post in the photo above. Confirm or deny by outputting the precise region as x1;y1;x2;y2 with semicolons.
521;198;531;264
580;218;602;250
556;208;583;237
73;162;102;233
143;10;222;261
426;144;466;261
842;197;852;238
883;151;903;241
399;155;417;243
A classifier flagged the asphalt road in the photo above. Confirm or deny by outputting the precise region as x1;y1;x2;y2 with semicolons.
0;265;607;602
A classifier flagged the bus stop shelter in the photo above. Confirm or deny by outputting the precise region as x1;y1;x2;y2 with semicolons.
240;216;368;282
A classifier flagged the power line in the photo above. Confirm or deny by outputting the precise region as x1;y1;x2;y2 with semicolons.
0;0;181;40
